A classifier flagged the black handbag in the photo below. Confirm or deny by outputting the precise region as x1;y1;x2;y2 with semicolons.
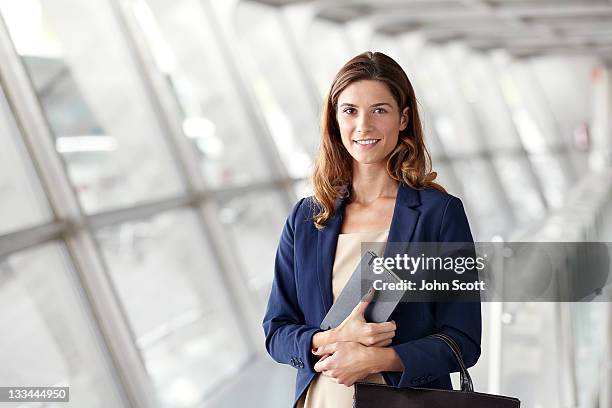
354;333;520;407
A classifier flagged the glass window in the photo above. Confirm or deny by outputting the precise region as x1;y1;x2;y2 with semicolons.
492;155;546;223
129;0;276;187
0;242;125;407
0;0;185;214
529;152;569;210
500;302;583;408
0;86;52;235
572;303;607;408
432;160;461;198
419;107;447;160
96;209;249;407
303;19;354;98
499;62;557;146
216;190;288;308
500;302;549;407
411;46;484;156
497;59;579;194
293;179;313;200
235;1;318;177
449;47;524;151
452;158;513;239
531;56;596;173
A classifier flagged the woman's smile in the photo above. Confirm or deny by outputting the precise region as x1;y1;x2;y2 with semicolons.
353;138;382;149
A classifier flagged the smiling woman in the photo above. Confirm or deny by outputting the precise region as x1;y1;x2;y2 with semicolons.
311;52;445;231
263;51;481;408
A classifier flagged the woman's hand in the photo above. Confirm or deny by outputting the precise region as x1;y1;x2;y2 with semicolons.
311;288;396;354
313;342;405;386
334;289;396;347
313;342;376;387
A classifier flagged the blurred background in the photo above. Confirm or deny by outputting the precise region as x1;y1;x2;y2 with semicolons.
0;0;611;407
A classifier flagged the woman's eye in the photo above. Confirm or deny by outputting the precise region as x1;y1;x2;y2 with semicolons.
374;107;387;114
343;108;355;115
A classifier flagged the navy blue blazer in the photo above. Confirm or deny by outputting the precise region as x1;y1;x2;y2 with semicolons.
262;183;482;407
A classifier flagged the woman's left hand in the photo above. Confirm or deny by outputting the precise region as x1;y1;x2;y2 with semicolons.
312;342;375;387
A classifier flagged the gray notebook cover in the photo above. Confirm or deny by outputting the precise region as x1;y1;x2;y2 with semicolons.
320;251;406;330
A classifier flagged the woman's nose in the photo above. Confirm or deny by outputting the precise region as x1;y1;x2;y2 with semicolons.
356;113;373;134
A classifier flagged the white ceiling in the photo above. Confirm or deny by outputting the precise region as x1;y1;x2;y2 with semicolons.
246;0;612;60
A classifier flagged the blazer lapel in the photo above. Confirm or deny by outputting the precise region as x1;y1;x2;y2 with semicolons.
316;183;421;314
383;183;421;259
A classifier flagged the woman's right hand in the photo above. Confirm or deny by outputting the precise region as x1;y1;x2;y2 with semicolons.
332;289;396;347
311;289;396;355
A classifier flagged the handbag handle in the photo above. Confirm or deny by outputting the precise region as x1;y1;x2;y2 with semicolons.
429;333;474;392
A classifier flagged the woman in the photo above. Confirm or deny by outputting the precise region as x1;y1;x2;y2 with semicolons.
263;51;481;407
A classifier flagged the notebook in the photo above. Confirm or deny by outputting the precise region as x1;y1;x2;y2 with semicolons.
320;250;406;330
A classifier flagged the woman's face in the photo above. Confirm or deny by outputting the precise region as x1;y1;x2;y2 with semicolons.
336;79;409;166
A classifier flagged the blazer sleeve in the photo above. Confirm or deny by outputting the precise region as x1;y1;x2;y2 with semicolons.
262;198;321;373
389;196;482;388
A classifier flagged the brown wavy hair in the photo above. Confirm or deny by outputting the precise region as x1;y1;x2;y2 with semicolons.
310;51;445;230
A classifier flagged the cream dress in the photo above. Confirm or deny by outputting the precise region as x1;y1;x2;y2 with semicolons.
297;229;389;408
